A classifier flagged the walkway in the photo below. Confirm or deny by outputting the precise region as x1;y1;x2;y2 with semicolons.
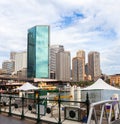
0;114;50;124
0;113;83;124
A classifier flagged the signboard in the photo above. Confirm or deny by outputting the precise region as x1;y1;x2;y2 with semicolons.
36;104;46;115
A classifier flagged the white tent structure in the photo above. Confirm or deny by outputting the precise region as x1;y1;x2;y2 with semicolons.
82;78;120;91
81;78;120;103
16;82;39;91
15;82;39;98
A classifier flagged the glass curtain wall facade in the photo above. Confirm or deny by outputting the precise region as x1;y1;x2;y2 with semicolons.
27;25;50;78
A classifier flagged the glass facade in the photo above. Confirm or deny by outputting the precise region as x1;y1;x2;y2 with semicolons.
27;25;50;78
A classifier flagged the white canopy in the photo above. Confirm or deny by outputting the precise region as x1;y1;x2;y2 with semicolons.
16;82;39;91
82;78;120;91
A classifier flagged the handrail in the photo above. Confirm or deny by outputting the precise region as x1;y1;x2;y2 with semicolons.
87;100;120;124
0;93;89;124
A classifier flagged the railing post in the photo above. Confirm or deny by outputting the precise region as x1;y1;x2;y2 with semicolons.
8;95;12;116
86;92;90;118
0;94;1;114
58;90;62;124
21;95;25;119
37;93;41;123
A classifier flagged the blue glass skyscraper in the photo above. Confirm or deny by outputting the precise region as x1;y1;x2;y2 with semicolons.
27;25;50;78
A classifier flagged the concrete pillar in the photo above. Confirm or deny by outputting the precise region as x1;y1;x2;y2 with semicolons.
70;86;74;105
77;86;81;106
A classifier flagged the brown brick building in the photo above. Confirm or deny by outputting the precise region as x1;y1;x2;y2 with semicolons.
110;74;120;86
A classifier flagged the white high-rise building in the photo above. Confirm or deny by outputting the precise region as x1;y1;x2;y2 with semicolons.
50;45;64;79
88;51;101;81
56;51;71;81
15;51;27;73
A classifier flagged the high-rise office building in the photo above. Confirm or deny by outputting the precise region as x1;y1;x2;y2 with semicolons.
50;45;64;79
10;51;17;60
88;51;101;81
56;51;71;81
72;57;85;81
77;50;85;79
15;51;27;73
2;60;15;74
77;50;85;59
27;25;50;78
72;50;85;81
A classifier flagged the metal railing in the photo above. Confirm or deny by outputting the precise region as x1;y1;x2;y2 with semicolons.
0;93;90;124
87;100;120;124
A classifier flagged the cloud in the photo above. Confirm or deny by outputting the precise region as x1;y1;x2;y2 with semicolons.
0;0;120;75
55;11;85;29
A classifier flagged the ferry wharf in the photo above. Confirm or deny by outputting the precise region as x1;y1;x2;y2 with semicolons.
0;114;90;124
0;94;120;124
0;93;90;124
0;113;86;124
1;113;66;124
0;114;35;124
1;113;120;124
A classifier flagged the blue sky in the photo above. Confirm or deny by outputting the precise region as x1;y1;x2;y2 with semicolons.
0;0;120;75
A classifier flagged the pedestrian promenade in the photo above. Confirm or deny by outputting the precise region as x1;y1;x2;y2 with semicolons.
1;94;120;124
0;113;55;124
0;114;35;124
0;113;85;124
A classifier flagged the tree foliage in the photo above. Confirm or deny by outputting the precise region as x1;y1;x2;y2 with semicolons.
70;80;94;87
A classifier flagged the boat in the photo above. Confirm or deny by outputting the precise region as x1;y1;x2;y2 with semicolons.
38;82;58;92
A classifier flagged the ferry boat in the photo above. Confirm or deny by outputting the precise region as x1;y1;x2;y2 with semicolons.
38;82;58;91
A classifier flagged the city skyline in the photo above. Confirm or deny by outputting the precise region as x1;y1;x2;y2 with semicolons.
0;0;120;75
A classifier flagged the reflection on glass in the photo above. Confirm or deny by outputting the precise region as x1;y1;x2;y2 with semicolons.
27;25;49;78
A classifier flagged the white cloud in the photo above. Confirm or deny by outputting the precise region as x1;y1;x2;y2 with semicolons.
0;0;120;75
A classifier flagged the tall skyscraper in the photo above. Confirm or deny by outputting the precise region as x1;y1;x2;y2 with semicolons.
77;50;85;59
72;57;85;81
56;51;71;81
50;45;64;79
27;25;50;78
72;50;85;81
15;51;27;73
88;51;101;81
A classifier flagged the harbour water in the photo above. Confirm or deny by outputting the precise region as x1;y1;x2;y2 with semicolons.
49;89;120;103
